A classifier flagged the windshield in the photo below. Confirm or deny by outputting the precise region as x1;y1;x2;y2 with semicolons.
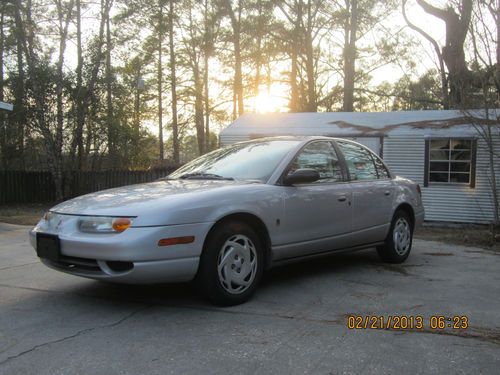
168;139;300;182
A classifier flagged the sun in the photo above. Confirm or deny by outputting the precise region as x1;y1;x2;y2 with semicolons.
252;85;289;113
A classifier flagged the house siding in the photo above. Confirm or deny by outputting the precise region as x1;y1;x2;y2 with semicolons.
384;135;500;224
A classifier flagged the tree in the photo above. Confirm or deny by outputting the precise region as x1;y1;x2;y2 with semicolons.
460;0;500;231
277;0;326;112
411;0;473;107
71;0;113;170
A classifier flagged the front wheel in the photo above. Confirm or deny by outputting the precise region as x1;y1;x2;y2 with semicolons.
195;221;264;306
377;210;413;263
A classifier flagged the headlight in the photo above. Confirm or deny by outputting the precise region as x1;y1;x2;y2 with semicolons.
78;217;132;233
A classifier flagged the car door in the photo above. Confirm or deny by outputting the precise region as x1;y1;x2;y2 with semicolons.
274;141;353;260
335;140;394;246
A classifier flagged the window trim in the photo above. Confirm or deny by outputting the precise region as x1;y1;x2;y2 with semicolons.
424;137;477;188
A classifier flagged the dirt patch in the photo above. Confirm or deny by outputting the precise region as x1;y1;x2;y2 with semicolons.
0;204;52;226
415;224;500;252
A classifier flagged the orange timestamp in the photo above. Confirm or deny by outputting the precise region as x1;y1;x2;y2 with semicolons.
347;315;469;330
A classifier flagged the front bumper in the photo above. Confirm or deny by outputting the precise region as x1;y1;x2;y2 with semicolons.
30;222;214;284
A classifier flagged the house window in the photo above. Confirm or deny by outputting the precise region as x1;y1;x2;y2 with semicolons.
424;138;477;188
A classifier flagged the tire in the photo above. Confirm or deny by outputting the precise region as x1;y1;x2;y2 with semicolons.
377;210;413;264
195;220;264;306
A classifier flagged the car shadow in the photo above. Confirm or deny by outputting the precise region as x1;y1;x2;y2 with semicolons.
67;248;382;307
261;248;380;288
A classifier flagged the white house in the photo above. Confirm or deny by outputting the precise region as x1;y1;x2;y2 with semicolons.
219;110;500;224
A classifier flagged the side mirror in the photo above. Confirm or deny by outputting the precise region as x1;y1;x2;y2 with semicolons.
283;168;320;186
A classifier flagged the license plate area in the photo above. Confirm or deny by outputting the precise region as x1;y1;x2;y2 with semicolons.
36;233;61;261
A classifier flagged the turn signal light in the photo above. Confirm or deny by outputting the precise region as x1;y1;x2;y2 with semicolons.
158;236;195;246
112;218;132;232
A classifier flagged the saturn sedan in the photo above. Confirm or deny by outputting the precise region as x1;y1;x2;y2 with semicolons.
30;136;424;305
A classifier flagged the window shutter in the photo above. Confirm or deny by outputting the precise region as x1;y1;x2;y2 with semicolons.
424;140;429;187
470;139;477;188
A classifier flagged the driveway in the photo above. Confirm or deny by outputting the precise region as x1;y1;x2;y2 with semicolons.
0;222;499;374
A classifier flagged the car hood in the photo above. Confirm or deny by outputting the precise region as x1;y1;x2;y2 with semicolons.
50;179;252;217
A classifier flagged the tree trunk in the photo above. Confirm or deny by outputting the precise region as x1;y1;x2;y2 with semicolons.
169;0;179;164
194;64;205;155
290;48;299;112
55;0;74;177
487;124;499;224
226;0;244;117
75;0;85;169
204;49;210;151
304;0;316;111
105;7;115;167
55;0;74;197
158;0;164;161
203;0;211;151
343;0;357;112
234;24;243;116
134;68;141;152
416;0;472;107
0;5;5;169
14;4;25;168
496;0;500;107
288;1;302;112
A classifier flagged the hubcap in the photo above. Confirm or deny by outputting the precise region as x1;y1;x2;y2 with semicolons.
393;217;411;256
217;234;258;294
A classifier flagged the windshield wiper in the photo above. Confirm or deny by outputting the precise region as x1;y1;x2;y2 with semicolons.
178;172;234;180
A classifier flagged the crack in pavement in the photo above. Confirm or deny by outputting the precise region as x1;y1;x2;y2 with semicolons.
0;262;40;272
175;305;500;346
0;306;151;367
2;283;500;351
384;326;500;346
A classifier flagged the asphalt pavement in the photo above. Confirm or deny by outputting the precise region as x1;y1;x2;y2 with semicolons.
1;222;499;374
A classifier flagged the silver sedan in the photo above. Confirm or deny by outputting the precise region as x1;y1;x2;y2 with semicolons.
30;136;425;305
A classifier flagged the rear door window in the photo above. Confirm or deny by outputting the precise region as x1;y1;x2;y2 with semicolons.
337;141;378;181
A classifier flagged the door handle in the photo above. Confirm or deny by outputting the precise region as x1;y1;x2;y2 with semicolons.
338;195;347;202
384;191;391;196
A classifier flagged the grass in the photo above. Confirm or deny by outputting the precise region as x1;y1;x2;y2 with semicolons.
415;223;500;252
0;204;52;226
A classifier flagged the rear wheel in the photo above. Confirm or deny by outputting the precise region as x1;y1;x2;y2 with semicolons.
377;210;413;263
196;221;264;306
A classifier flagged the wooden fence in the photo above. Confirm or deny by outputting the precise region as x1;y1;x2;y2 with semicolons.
0;168;177;205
